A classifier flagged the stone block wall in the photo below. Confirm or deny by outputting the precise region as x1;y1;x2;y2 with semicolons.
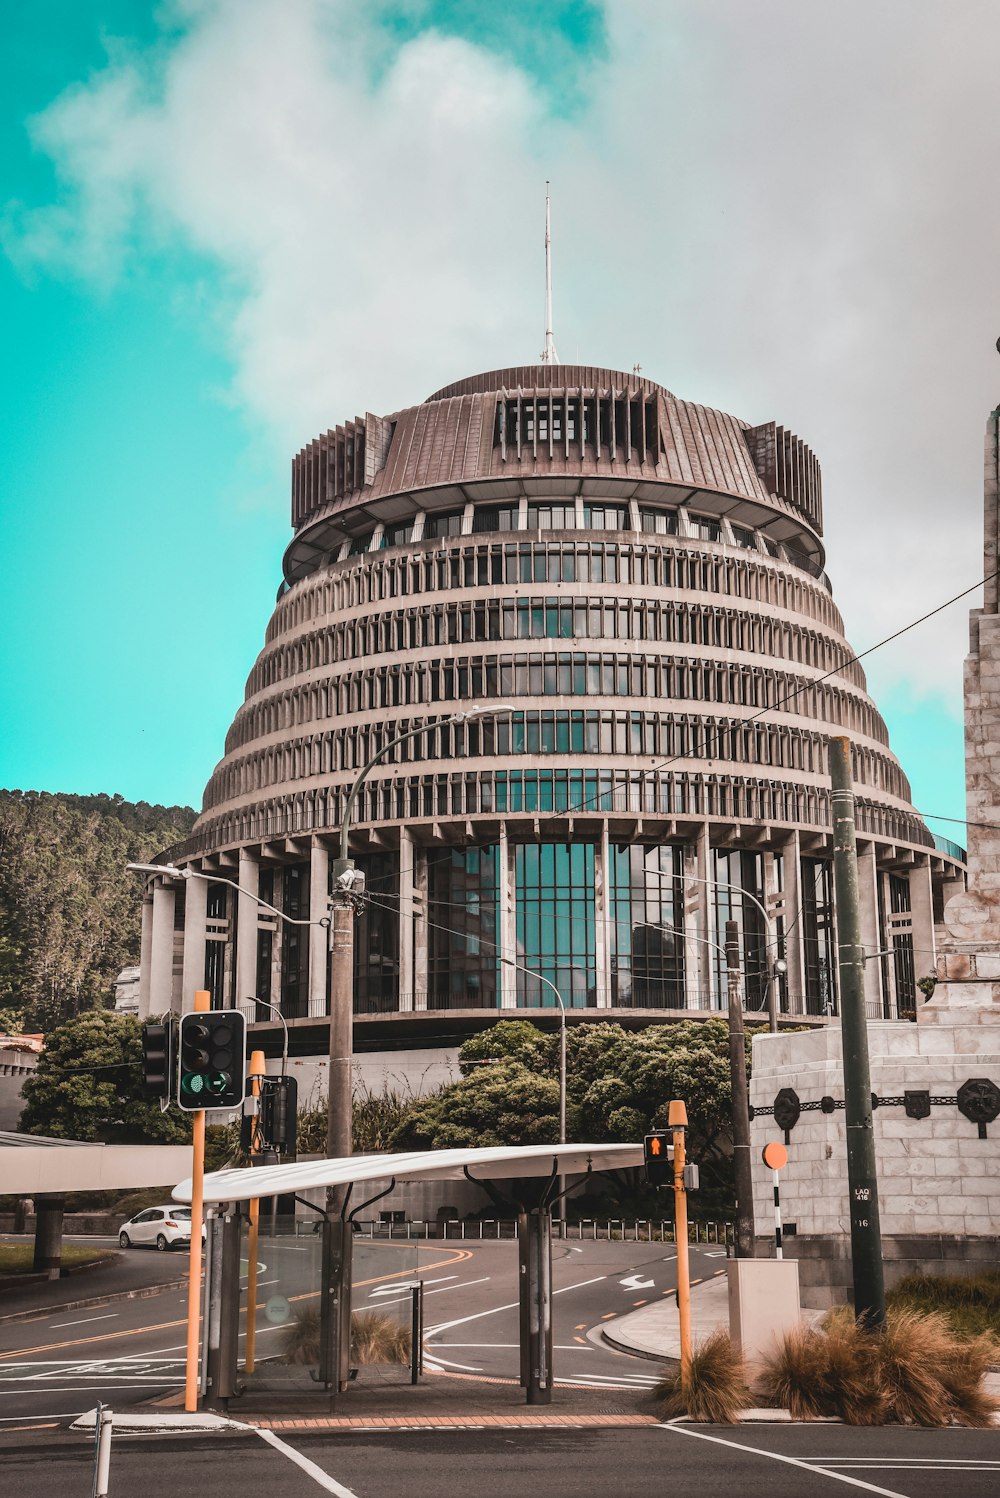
749;1022;1000;1255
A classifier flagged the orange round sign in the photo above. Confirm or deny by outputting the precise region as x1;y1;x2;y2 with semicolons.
762;1141;788;1171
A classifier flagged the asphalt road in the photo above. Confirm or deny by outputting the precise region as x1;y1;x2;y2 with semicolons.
0;1238;724;1427
3;1424;1000;1498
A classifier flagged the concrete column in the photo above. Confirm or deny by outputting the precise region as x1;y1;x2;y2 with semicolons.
149;883;176;1016
499;824;517;1008
762;850;782;1017
413;846;429;1009
306;844;329;1018
181;872;208;1010
399;827;414;1012
858;842;884;1017
308;842;330;1018
594;824;611;1008
236;849;260;1021
693;822;712;1005
138;896;153;1018
908;858;936;988
780;831;806;1015
32;1196;65;1280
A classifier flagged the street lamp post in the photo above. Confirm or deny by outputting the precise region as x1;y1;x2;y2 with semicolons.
322;703;513;1394
682;874;785;1031
498;956;567;1148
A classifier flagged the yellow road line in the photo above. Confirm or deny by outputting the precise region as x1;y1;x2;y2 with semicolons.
0;1245;472;1363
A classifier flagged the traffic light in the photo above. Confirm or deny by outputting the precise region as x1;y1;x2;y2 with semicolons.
644;1130;671;1187
177;1009;246;1111
140;1019;174;1100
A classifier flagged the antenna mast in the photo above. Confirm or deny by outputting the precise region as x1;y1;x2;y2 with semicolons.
541;182;558;364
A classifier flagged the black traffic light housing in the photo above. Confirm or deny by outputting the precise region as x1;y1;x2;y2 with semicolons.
141;1018;175;1100
177;1009;246;1111
644;1130;671;1187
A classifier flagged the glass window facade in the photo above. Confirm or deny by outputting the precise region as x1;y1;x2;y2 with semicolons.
515;842;596;1008
280;862;310;1019
609;844;685;1008
427;847;499;1009
352;853;400;1013
254;868;275;1021
712;850;769;1013
423;509;464;539
801;857;837;1015
880;873;915;1020
204;881;229;1009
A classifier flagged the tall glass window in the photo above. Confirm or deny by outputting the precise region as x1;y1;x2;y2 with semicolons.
712;850;768;1013
254;868;275;1022
352;853;399;1013
204;882;229;1010
515;842;596;1008
609;844;685;1008
423;509;464;539
801;857;837;1015
280;863;310;1019
427;847;499;1009
880;873;915;1020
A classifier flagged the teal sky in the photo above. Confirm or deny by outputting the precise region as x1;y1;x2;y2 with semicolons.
1;1;992;848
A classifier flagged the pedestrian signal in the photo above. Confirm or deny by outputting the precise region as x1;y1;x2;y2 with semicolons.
644;1131;671;1187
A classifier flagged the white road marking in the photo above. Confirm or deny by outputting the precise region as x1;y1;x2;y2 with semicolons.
368;1274;459;1297
618;1275;655;1291
659;1425;911;1498
434;1343;592;1351
425;1274;606;1343
371;1277;491;1307
0;1412;85;1422
256;1428;360;1496
50;1313;119;1329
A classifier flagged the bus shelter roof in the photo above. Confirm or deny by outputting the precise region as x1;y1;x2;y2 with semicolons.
173;1142;654;1206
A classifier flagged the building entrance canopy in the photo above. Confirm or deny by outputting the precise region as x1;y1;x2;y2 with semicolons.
172;1141;649;1205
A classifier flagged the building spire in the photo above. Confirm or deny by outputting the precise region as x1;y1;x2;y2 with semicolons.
541;181;558;364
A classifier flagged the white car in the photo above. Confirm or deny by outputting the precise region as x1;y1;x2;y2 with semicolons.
118;1205;205;1251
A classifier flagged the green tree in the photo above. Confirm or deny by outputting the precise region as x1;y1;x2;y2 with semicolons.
389;1018;744;1209
391;1060;560;1150
0;789;196;1032
18;1011;192;1144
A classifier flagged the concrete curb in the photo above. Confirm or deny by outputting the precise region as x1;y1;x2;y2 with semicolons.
0;1275;189;1326
72;1408;249;1435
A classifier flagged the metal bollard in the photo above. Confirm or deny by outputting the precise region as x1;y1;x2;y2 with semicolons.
92;1403;113;1498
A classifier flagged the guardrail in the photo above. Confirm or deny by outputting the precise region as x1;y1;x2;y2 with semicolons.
352;1217;734;1247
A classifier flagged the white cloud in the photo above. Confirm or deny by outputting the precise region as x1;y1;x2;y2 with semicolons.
7;0;1000;722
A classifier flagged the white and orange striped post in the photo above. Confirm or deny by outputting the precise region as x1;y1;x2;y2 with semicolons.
762;1140;788;1259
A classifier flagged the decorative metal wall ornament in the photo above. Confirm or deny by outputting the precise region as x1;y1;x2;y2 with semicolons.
957;1078;1000;1138
772;1087;801;1142
752;1078;1000;1136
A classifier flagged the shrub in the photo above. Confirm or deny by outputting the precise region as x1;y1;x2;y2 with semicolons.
656;1330;750;1424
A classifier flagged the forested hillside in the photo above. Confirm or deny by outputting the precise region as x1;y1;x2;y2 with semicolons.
0;791;196;1033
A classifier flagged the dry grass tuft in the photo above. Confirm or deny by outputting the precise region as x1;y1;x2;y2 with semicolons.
282;1306;411;1367
761;1307;1000;1428
656;1330;750;1424
351;1309;412;1365
757;1326;833;1420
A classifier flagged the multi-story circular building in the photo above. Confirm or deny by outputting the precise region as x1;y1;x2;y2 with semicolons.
141;364;965;1069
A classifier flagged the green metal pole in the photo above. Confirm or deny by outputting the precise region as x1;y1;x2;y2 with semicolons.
828;735;886;1329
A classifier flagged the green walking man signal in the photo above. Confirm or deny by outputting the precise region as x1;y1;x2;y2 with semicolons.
644;1130;671;1187
177;1009;247;1111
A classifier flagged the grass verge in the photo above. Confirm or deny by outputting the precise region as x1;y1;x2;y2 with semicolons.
887;1271;1000;1342
0;1244;114;1276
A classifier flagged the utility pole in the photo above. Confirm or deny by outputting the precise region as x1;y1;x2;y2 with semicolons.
725;919;755;1258
669;1099;692;1380
829;735;886;1329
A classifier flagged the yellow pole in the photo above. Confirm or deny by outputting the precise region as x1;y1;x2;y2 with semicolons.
184;988;210;1413
244;1048;266;1374
669;1098;692;1383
